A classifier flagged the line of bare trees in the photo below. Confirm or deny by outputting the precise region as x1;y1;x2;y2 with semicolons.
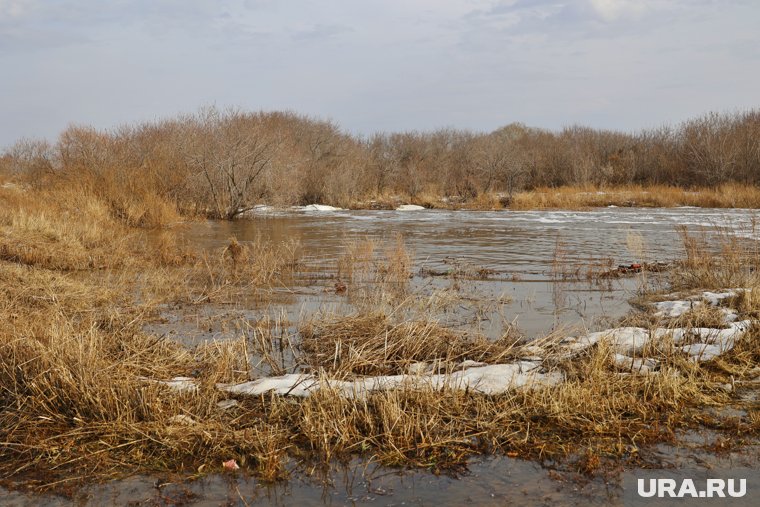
2;108;759;217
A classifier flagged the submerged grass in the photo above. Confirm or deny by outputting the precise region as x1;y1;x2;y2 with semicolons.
0;185;758;493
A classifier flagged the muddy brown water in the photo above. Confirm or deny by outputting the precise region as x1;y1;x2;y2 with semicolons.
8;207;760;506
4;435;757;506
153;206;760;344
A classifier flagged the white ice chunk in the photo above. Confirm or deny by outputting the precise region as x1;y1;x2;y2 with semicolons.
612;354;658;374
651;289;748;317
299;204;344;212
572;327;651;355
150;376;198;394
219;374;318;397
396;204;426;211
681;343;726;362
701;290;739;306
678;320;751;361
448;362;563;394
654;300;698;318
218;362;562;399
721;308;739;323
458;359;488;369
605;327;652;355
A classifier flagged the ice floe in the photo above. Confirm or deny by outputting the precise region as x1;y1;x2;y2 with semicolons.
152;361;563;400
558;290;753;366
396;204;426;211
654;300;697;318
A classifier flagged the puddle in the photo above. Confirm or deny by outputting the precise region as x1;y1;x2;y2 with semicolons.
5;438;757;507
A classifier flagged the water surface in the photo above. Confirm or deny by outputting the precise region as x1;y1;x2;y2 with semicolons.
173;207;758;339
9;207;760;506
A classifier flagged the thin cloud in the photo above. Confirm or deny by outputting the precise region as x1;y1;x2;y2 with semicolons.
0;0;758;147
292;24;353;42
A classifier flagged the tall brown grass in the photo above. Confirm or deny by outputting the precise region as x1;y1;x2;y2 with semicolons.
675;224;760;290
511;183;760;210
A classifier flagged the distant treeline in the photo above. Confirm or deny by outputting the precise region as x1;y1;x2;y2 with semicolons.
2;108;759;220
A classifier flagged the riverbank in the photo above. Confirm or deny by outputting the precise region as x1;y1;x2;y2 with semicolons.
0;184;758;496
344;184;760;211
4;109;760;220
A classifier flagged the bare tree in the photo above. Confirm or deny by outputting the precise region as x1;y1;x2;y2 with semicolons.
680;113;742;186
367;133;396;196
475;124;528;200
3;138;56;184
390;133;428;198
185;108;279;219
297;119;344;204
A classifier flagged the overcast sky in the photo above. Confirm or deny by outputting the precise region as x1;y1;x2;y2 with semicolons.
1;0;759;147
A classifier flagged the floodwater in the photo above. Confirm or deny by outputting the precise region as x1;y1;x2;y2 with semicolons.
7;207;760;506
168;206;759;340
4;434;757;506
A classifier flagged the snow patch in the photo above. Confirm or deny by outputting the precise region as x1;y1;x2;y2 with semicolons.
149;289;754;400
298;204;344;212
147;376;198;394
654;300;697;318
219;374;318;397
220;362;563;398
653;289;748;318
612;354;658;374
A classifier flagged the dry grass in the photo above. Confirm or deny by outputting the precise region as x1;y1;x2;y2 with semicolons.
0;187;133;271
674;225;760;290
332;235;412;308
298;312;521;377
259;334;755;473
511;184;760;210
348;184;760;211
0;186;306;488
0;185;758;493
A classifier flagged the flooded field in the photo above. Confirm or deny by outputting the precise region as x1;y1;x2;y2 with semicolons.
158;206;759;341
4;430;757;506
4;206;760;506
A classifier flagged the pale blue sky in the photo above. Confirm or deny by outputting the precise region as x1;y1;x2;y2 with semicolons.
1;0;759;147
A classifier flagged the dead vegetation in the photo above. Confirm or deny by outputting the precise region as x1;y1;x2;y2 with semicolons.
3;109;760;214
298;312;522;377
0;183;757;494
675;224;760;290
510;183;760;210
